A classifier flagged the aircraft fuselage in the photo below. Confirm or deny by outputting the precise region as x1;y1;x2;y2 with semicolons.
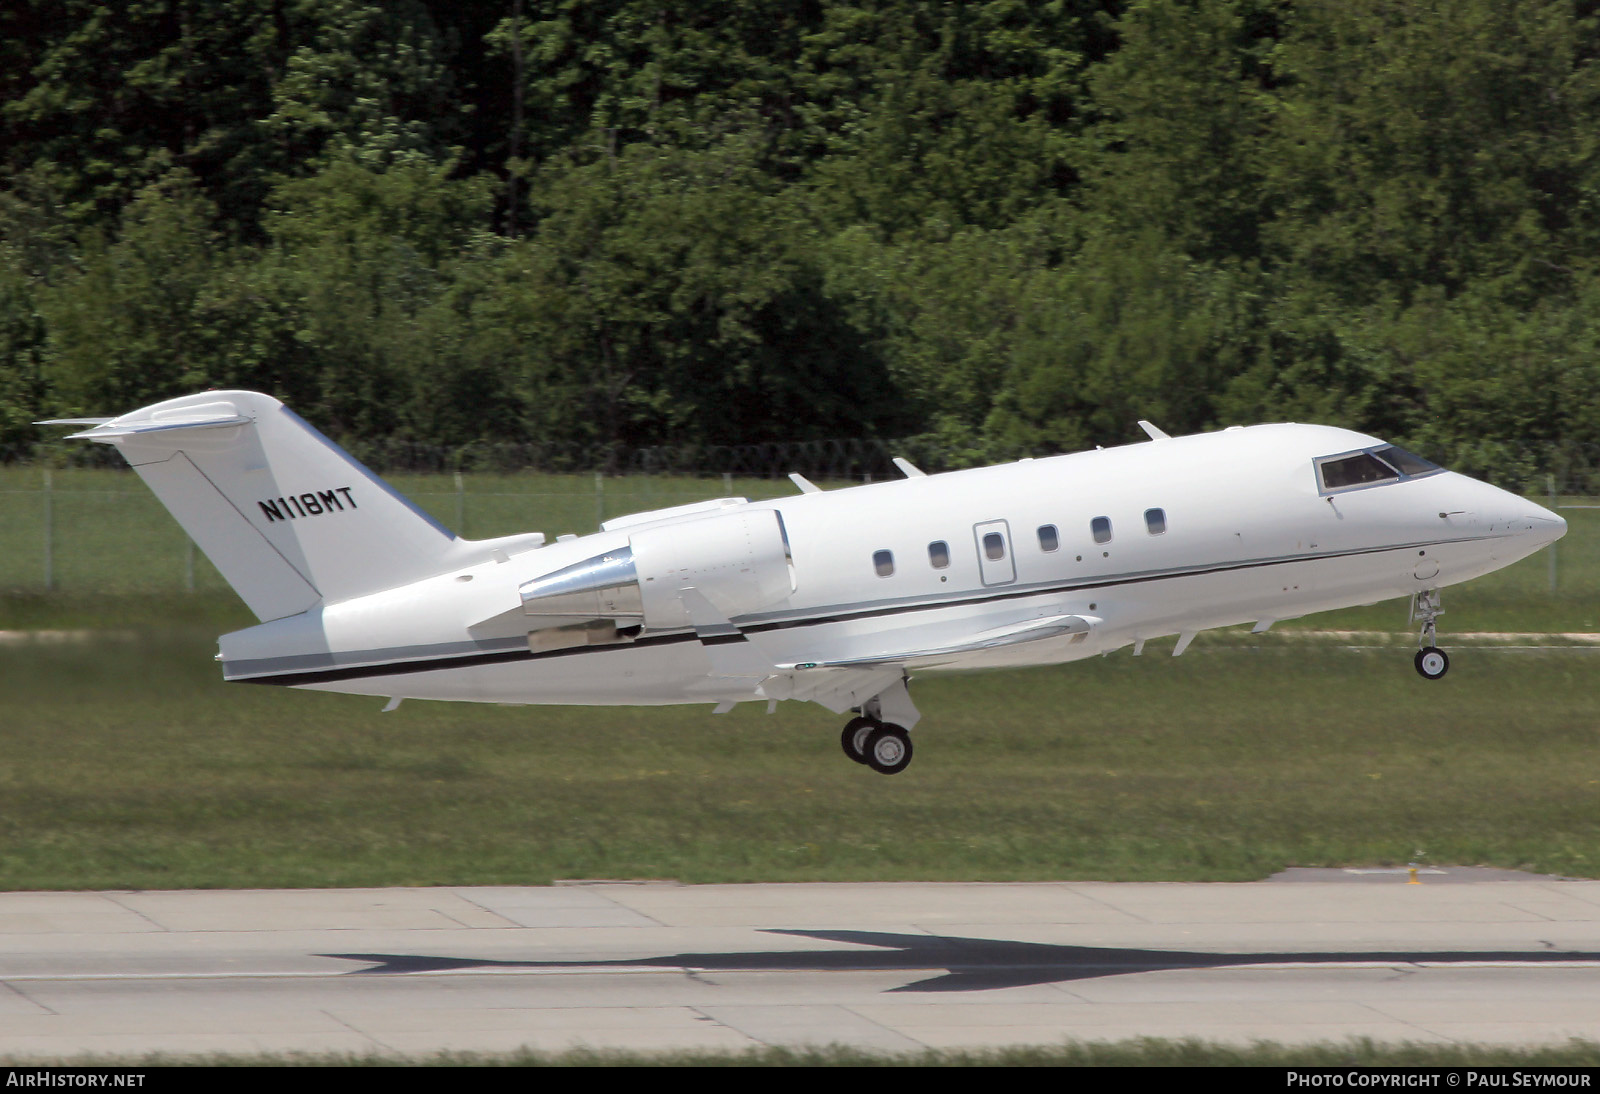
214;422;1563;709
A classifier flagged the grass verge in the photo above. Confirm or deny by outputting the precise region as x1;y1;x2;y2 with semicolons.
2;629;1597;890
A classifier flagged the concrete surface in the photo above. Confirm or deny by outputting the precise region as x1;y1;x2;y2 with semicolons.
3;875;1600;1058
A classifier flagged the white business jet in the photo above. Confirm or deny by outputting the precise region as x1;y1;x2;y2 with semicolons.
46;391;1565;774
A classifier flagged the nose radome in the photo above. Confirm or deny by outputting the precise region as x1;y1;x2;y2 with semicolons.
1529;511;1567;546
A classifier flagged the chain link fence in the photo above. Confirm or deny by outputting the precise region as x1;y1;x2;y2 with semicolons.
1;449;1594;598
14;436;1600;491
10;435;965;481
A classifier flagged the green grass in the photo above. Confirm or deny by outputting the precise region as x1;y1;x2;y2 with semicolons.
2;468;1596;890
2;629;1598;890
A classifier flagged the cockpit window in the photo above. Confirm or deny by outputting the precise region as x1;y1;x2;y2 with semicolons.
1319;452;1399;491
1315;444;1445;495
1373;445;1440;477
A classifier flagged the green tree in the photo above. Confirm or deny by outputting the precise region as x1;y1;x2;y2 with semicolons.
1080;0;1279;263
260;156;498;440
986;230;1261;455
0;251;51;455
1264;0;1600;307
511;135;901;450
37;173;227;414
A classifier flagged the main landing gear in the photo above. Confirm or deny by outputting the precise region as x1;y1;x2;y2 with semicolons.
1411;588;1449;680
840;716;914;775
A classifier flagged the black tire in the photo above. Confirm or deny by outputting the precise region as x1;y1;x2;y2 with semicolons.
1415;646;1449;680
864;724;913;775
841;717;877;764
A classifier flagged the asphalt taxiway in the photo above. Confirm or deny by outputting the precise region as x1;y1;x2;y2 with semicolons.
3;873;1599;1058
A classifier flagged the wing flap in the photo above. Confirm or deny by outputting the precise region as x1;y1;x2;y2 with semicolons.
787;613;1097;671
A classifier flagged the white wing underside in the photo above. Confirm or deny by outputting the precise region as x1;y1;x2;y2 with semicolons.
680;592;1094;714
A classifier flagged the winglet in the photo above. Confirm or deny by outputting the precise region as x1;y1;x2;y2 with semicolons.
788;472;821;494
1138;420;1171;441
891;457;926;478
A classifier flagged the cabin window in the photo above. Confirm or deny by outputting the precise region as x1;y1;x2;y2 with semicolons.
983;532;1006;561
1037;524;1059;552
873;549;895;577
1091;516;1112;544
1145;508;1166;535
928;541;950;569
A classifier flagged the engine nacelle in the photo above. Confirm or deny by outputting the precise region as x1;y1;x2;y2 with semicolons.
631;509;794;629
520;508;794;632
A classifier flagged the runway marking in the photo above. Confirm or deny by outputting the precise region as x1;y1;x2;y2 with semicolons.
0;966;693;983
11;959;1600;985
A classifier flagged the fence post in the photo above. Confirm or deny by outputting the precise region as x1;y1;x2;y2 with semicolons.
42;467;53;593
723;471;732;496
454;471;465;537
1548;473;1558;594
594;471;604;530
185;538;195;593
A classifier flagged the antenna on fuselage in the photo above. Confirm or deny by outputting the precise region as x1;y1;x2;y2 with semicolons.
1137;420;1171;441
891;457;926;478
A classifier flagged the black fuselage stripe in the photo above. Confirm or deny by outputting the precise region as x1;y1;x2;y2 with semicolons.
230;539;1457;687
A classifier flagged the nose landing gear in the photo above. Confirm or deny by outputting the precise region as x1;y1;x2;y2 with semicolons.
1411;589;1449;680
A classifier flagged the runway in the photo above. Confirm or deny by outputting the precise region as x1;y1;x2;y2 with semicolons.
4;872;1600;1059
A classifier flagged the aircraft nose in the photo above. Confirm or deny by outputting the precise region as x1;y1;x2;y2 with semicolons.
1488;492;1566;551
1526;509;1567;547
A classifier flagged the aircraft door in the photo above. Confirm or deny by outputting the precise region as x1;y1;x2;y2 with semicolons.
973;520;1016;586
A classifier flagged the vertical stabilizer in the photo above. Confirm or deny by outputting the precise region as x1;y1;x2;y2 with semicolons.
50;391;459;621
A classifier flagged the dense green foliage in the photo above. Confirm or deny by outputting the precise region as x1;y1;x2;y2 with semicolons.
5;1;1600;484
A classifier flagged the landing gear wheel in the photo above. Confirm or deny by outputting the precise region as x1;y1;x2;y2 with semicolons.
841;717;877;765
1410;590;1449;679
1415;646;1449;680
864;724;913;775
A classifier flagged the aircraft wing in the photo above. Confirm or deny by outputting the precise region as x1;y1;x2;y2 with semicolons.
674;587;1094;713
785;613;1096;672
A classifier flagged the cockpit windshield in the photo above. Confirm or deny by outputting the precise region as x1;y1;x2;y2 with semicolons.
1315;444;1444;494
1372;445;1440;477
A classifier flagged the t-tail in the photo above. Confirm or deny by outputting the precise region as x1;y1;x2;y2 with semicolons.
43;391;503;621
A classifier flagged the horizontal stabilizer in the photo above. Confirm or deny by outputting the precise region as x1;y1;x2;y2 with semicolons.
51;404;253;439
